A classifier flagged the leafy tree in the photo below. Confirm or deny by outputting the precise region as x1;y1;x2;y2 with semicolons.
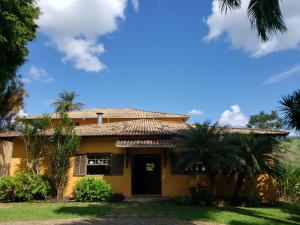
224;133;281;198
49;113;80;201
0;77;26;130
219;0;287;41
0;0;40;87
247;111;284;129
175;122;229;195
20;115;51;177
0;0;40;130
280;89;300;134
53;91;85;113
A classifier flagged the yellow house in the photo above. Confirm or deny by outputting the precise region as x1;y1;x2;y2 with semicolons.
0;108;288;200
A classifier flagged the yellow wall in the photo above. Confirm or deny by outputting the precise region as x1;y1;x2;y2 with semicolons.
9;137;279;201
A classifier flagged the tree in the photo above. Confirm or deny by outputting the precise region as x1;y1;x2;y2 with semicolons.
224;133;281;198
219;0;287;41
0;0;40;130
0;77;26;131
175;122;229;195
0;0;40;87
20;115;51;177
53;91;85;113
49;113;80;201
280;89;300;134
247;111;284;129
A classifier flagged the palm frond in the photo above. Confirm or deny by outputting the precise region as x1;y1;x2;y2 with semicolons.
248;0;287;41
219;0;241;13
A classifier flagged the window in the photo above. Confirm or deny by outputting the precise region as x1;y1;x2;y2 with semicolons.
87;153;112;175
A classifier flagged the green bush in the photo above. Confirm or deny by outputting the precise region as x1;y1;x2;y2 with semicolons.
0;176;15;202
0;173;52;202
189;184;215;205
74;177;112;202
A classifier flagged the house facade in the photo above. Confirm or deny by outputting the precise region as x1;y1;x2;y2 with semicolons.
0;108;288;200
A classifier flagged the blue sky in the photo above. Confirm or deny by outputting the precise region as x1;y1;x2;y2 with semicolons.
19;0;300;125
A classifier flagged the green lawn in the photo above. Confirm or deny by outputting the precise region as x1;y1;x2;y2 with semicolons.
0;202;299;224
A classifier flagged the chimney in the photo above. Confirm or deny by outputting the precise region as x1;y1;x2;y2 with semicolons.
96;112;103;127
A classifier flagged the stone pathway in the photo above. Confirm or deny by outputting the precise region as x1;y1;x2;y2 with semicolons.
0;218;224;225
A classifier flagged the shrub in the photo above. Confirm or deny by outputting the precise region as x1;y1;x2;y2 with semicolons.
0;176;15;202
0;173;52;202
108;193;125;203
189;184;215;205
74;177;112;202
279;165;300;203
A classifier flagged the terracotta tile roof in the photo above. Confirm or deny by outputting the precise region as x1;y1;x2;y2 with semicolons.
116;138;175;148
0;119;289;139
25;108;190;121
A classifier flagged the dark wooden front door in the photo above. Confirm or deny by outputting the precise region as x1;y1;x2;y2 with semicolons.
132;154;161;195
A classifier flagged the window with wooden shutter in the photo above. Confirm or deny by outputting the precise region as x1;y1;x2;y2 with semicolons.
111;153;124;176
74;154;87;176
87;153;112;175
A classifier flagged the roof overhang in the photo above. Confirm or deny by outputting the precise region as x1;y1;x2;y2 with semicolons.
115;138;175;148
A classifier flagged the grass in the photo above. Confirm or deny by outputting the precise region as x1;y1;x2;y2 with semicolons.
279;137;300;167
0;202;299;224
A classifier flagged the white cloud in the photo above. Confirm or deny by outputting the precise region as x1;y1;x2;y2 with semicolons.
187;109;204;116
265;64;300;84
218;105;249;127
17;110;28;118
131;0;139;12
205;0;300;57
22;65;54;84
38;0;127;72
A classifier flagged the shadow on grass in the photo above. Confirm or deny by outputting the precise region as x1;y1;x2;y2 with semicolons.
54;204;110;218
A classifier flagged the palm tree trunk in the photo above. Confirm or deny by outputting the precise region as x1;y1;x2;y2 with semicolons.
209;174;216;196
232;174;245;199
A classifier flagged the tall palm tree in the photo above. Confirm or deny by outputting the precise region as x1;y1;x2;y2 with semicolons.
280;89;300;134
220;0;287;41
53;91;84;113
224;133;281;198
175;122;229;195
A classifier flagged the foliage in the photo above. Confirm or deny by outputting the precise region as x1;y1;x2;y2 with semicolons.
219;0;286;41
108;193;125;203
0;0;40;86
20;115;51;176
74;177;112;202
189;184;215;206
0;173;52;202
224;133;281;198
278;164;300;203
53;91;85;113
280;89;300;134
49;113;80;201
247;110;284;129
0;176;15;202
233;192;262;207
175;122;228;194
0;76;26;130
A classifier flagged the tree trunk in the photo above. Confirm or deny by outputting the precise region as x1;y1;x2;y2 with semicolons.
56;186;64;202
232;174;245;199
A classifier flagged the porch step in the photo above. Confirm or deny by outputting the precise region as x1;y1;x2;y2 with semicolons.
125;196;171;203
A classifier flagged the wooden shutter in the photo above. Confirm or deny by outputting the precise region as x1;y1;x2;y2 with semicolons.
74;154;87;176
111;153;124;176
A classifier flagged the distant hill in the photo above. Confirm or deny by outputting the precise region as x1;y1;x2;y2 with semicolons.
278;137;300;167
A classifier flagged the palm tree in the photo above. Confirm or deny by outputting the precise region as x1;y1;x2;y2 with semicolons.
224;133;281;198
175;122;229;195
280;89;300;134
53;91;84;113
220;0;287;41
